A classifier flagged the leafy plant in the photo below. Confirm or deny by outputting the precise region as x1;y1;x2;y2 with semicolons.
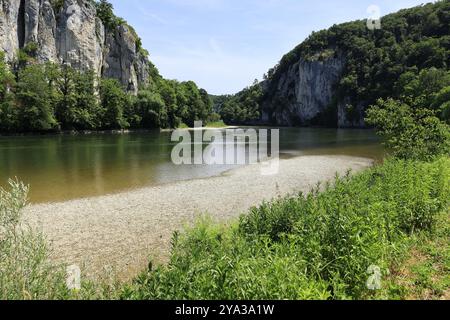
366;98;450;160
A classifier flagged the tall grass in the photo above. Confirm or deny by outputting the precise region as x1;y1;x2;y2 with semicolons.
0;180;69;300
123;158;450;300
0;180;122;300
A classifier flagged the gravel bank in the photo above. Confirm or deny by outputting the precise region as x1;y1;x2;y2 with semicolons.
24;155;373;279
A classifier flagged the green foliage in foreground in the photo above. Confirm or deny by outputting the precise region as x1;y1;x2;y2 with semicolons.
0;180;69;299
0;158;448;300
122;158;450;300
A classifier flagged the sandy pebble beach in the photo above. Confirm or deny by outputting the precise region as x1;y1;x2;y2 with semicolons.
23;155;373;279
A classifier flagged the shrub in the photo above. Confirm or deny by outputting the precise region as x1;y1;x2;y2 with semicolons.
366;98;450;160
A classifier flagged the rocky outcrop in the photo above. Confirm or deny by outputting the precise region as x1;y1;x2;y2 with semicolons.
32;0;58;62
103;24;149;93
57;0;104;74
0;0;151;92
261;54;348;127
0;0;21;62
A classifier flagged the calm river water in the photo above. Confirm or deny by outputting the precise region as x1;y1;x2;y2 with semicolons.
0;128;383;203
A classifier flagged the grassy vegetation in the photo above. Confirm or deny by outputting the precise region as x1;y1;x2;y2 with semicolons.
120;158;449;300
1;158;448;300
0;180;69;299
176;121;228;129
377;210;449;300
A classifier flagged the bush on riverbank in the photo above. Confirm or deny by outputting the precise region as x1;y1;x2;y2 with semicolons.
122;157;450;300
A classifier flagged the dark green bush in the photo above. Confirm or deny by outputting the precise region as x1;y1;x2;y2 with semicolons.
366;98;450;160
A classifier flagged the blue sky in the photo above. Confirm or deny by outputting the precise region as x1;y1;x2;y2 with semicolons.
109;0;430;95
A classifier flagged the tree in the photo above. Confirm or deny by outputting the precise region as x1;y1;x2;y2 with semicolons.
16;64;58;132
99;78;128;129
55;65;77;129
0;52;18;132
366;98;450;160
73;70;101;130
95;0;120;30
432;86;450;124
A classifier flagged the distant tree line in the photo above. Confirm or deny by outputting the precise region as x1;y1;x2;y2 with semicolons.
214;80;262;125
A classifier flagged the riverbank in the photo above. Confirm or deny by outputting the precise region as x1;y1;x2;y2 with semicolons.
124;158;449;300
0;123;235;137
23;155;373;280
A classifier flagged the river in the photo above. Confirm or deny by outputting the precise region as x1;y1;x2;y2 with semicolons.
0;127;383;203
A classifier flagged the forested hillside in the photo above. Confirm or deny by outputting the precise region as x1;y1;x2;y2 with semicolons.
219;1;450;128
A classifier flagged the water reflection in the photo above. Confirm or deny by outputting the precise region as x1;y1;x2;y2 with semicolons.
0;128;382;203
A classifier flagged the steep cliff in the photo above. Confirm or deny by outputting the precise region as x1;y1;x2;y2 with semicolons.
0;0;150;93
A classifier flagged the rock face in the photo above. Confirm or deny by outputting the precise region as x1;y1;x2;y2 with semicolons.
337;99;366;128
261;55;346;126
262;54;358;126
57;0;104;75
103;24;149;93
0;0;21;62
0;0;151;92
